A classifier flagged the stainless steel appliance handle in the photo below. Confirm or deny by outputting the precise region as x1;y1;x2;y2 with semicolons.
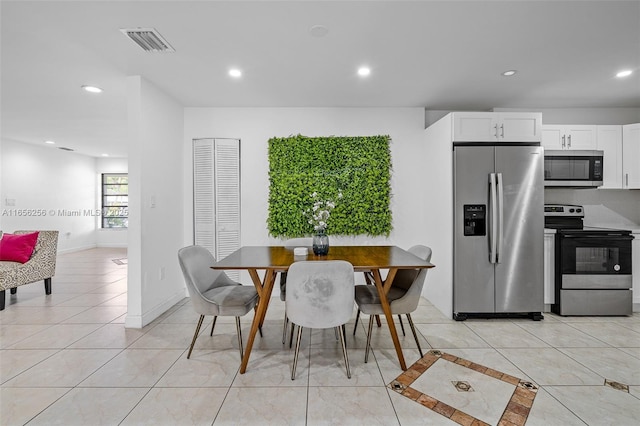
562;235;633;240
489;173;498;264
496;172;504;263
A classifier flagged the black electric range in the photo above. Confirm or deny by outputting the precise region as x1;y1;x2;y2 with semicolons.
544;204;633;316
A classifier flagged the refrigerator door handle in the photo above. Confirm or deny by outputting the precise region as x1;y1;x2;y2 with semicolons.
496;172;504;263
489;173;498;264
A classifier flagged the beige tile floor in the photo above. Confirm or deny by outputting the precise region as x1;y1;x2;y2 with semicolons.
1;247;639;425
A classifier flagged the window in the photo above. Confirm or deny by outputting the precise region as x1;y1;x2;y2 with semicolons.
102;174;128;228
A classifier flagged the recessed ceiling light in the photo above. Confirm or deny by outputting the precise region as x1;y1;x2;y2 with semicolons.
229;69;242;78
82;85;103;93
616;70;633;78
309;25;329;38
501;70;517;77
101;153;109;157
45;140;55;145
357;67;371;77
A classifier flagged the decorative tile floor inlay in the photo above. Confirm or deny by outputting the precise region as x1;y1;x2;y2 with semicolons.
452;381;474;392
389;350;539;426
112;258;128;265
604;379;629;393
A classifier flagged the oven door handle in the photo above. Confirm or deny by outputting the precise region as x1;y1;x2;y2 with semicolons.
561;235;633;241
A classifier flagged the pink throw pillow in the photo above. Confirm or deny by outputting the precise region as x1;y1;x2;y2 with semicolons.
0;232;40;263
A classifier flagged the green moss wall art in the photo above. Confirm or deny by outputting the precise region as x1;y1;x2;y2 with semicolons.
267;134;393;238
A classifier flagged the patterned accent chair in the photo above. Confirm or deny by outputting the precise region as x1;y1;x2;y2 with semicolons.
0;230;59;310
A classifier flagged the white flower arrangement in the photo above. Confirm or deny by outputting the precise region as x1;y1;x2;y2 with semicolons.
304;191;343;232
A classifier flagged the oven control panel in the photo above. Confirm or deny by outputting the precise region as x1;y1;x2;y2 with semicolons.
544;204;584;217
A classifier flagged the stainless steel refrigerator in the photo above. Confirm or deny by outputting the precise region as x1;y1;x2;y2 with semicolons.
453;143;544;321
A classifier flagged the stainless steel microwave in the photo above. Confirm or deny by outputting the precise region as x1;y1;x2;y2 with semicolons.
544;150;604;187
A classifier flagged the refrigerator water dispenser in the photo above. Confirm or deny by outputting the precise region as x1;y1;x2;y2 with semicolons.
463;204;486;236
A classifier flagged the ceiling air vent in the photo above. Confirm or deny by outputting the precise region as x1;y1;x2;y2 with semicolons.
120;28;175;52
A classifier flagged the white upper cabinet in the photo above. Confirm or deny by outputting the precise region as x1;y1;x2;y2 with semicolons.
452;112;542;142
542;125;597;150
596;125;623;189
622;123;640;189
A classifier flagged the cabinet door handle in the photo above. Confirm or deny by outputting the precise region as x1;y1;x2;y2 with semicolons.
500;124;504;138
626;173;629;187
568;134;572;148
562;135;566;148
494;124;498;139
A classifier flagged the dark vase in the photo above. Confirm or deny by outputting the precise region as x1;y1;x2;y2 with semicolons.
312;230;330;255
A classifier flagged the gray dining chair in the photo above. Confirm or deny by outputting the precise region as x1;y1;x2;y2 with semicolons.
178;245;259;360
286;260;355;380
279;238;313;345
353;245;432;362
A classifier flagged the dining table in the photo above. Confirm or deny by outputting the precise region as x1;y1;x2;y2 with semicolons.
211;245;435;374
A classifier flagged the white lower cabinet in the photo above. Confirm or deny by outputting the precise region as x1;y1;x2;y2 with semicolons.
544;232;555;307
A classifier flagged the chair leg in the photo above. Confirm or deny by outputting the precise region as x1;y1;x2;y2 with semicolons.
375;315;382;327
338;325;351;379
0;290;5;311
44;278;52;295
406;314;424;358
236;317;244;360
291;325;304;380
187;315;205;359
210;316;217;336
282;314;288;344
353;309;360;335
398;314;406;336
289;322;296;348
365;315;374;363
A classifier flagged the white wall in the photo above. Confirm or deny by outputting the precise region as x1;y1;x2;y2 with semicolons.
422;115;454;318
126;76;185;328
1;140;97;252
183;107;431;286
96;157;128;248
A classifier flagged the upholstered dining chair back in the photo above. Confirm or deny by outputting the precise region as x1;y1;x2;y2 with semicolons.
286;260;355;329
279;237;315;344
178;245;241;316
389;245;432;314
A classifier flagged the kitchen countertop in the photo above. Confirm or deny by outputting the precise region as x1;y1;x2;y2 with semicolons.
585;224;640;233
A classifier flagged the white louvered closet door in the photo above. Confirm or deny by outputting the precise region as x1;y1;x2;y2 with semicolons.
193;138;241;280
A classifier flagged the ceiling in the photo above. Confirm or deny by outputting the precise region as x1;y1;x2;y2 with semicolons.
2;0;639;158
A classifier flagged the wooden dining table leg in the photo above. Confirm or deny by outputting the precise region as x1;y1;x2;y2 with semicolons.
371;268;406;370
240;269;276;374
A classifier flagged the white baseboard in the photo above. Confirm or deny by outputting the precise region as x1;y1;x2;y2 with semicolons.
57;244;98;255
124;289;185;329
